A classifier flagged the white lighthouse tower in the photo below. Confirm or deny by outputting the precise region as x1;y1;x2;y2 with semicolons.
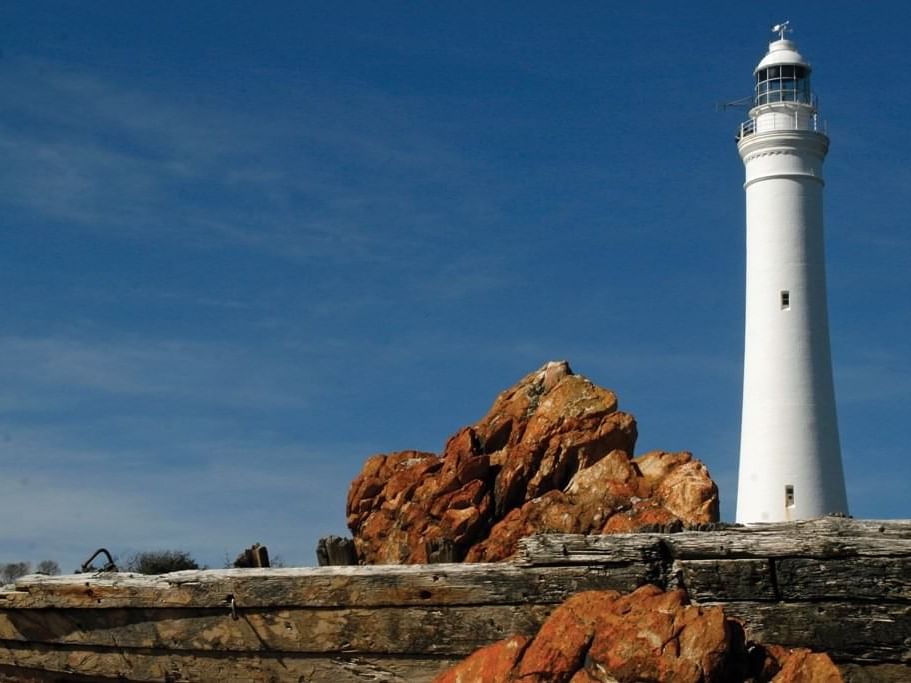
735;23;849;523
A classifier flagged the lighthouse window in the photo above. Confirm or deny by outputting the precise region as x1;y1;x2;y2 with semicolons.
755;65;812;106
785;485;795;507
780;290;790;309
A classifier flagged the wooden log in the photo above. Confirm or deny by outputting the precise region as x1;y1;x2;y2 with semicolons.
666;530;911;560
317;536;357;566
234;544;270;569
1;647;906;683
0;604;553;655
0;642;455;683
709;601;911;664
775;558;911;602
515;533;665;567
1;564;652;610
517;521;911;565
0;519;908;679
425;538;458;563
837;662;911;682
672;559;778;602
673;557;911;604
683;518;911;538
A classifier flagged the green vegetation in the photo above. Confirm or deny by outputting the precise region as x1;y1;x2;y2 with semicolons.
1;560;61;583
125;550;200;574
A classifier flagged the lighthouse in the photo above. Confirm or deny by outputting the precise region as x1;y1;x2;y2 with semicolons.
735;24;849;523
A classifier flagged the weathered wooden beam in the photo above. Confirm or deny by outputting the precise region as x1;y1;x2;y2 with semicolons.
517;519;911;565
1;564;651;610
676;556;911;605
709;601;911;664
709;518;911;538
0;643;455;683
0;519;908;681
837;662;911;682
515;533;665;567
775;558;911;602
233;543;270;569
1;646;905;683
0;604;553;655
316;536;357;566
667;530;911;560
673;559;778;602
0;662;119;683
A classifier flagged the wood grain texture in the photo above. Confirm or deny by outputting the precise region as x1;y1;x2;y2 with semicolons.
517;519;911;565
713;601;911;663
0;564;650;610
515;532;665;566
0;604;552;654
673;559;778;601
775;557;911;601
1;518;909;680
0;643;455;683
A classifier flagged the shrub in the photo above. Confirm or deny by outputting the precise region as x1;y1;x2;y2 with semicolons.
36;560;61;576
126;550;199;574
0;562;31;584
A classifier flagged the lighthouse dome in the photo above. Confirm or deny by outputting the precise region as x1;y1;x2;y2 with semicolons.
755;39;811;73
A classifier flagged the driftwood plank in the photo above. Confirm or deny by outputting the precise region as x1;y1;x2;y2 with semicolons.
683;518;911;538
666;532;911;560
0;664;115;683
775;558;911;602
0;518;908;679
0;604;552;655
837;662;911;682
0;642;455;683
712;601;911;663
1;564;651;610
745;518;911;539
516;533;665;567
673;559;777;601
517;523;911;565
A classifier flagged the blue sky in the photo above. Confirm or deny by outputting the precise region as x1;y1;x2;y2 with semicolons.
1;2;909;572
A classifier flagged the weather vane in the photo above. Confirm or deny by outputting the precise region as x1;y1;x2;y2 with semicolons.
771;21;791;40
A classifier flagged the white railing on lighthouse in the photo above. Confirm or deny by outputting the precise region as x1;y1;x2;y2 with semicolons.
737;112;827;141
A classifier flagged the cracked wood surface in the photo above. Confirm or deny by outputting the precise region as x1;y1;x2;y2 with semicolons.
0;517;909;681
0;564;649;610
0;644;455;683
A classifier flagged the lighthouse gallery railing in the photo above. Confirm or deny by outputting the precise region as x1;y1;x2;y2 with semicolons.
737;113;827;141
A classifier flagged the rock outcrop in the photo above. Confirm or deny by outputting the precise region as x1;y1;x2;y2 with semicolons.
347;361;719;563
434;585;844;683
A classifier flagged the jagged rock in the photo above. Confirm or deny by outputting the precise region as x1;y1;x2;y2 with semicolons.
432;635;531;683
347;361;719;563
434;585;844;683
764;645;845;683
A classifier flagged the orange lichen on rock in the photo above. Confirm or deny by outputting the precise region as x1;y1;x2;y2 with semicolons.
347;361;720;563
434;585;844;683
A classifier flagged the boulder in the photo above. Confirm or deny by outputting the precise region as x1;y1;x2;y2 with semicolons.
347;361;719;563
434;585;844;683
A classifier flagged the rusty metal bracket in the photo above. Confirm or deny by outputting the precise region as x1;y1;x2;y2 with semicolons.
80;548;118;574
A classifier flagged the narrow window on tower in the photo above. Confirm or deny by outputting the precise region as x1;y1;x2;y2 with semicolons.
785;485;795;508
780;290;790;310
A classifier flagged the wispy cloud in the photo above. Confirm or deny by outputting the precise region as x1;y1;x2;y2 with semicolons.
0;335;315;410
0;56;506;273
